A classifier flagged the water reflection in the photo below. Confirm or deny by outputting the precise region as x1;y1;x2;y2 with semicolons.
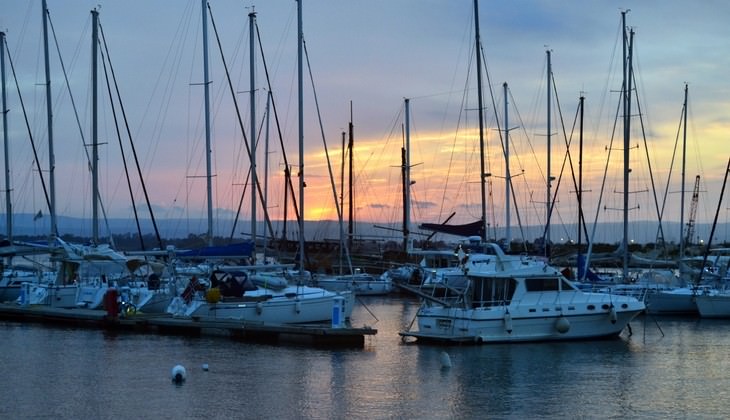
2;300;730;418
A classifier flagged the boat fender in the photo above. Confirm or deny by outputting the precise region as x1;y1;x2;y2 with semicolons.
256;301;263;315
609;306;618;324
555;316;570;334
171;365;186;384
295;300;302;314
503;311;513;334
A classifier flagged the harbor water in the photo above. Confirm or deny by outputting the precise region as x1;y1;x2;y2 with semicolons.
1;296;729;419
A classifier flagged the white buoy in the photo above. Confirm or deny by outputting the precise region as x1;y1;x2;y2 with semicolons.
202;363;209;371
439;351;452;369
171;365;187;384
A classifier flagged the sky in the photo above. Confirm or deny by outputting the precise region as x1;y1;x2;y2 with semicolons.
0;0;728;244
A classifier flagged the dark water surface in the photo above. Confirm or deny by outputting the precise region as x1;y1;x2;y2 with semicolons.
1;296;729;419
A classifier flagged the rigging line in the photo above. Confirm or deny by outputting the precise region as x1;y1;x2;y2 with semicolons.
91;28;116;248
228;90;270;244
695;157;730;285
631;67;666;248
544;70;587;243
5;37;53;235
656;94;684;243
207;5;276;240
583;79;624;279
254;19;302;231
508;89;545;227
479;43;497;240
98;26;144;250
482;52;526;247
302;38;354;275
99;22;163;250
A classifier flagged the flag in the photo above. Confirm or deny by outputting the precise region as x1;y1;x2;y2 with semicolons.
33;210;43;221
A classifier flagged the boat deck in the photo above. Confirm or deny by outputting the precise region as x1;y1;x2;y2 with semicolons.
0;303;376;348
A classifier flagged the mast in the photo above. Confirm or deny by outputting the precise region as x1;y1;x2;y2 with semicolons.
622;14;634;278
679;83;688;261
91;8;99;243
348;102;354;249
263;91;271;260
577;94;585;249
201;0;213;247
249;10;257;255
297;0;305;273
473;0;487;243
403;98;411;253
1;32;10;243
546;49;552;258
503;82;510;249
42;0;57;238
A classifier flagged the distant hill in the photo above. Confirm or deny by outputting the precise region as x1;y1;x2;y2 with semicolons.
0;213;727;245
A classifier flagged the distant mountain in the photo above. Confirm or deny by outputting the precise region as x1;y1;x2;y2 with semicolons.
0;213;727;245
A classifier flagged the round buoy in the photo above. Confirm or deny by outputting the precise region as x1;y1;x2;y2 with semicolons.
439;351;452;369
503;311;513;334
171;365;186;384
202;363;209;371
555;316;570;334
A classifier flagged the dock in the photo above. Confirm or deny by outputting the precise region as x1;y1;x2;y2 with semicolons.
0;303;377;348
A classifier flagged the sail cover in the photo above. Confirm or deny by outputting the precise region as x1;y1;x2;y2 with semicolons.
418;220;485;238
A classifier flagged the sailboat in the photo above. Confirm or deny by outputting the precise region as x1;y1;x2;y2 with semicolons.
165;1;354;324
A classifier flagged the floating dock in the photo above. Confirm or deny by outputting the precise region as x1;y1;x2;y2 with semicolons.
0;303;376;348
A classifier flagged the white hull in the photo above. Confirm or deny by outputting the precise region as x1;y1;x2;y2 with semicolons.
695;294;730;318
168;286;354;325
315;274;392;295
19;284;79;308
645;288;700;315
408;294;643;343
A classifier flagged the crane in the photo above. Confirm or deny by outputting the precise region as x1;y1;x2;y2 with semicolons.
684;175;701;246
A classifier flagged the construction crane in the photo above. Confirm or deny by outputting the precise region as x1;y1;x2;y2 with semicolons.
684;175;701;246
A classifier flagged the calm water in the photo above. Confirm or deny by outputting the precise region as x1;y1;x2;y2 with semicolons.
1;296;729;419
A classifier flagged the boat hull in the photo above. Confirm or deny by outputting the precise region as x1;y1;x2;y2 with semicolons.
645;288;699;315
169;287;355;325
403;307;642;343
695;294;730;318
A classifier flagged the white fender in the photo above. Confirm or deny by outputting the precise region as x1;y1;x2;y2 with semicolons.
503;311;513;334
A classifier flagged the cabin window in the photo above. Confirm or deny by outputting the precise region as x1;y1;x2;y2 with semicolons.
470;277;517;307
525;277;560;292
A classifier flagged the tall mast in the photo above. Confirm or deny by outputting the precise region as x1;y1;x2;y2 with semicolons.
297;0;305;274
201;0;213;247
403;98;411;253
503;82;510;249
91;8;99;243
545;49;552;258
348;102;354;249
249;10;257;255
679;83;688;261
577;94;585;249
42;0;57;238
621;12;634;278
473;0;487;243
1;32;10;243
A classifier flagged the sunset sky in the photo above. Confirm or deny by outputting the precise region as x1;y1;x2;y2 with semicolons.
1;0;728;244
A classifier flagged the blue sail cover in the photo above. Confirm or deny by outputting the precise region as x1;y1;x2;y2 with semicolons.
177;242;254;258
577;254;602;282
